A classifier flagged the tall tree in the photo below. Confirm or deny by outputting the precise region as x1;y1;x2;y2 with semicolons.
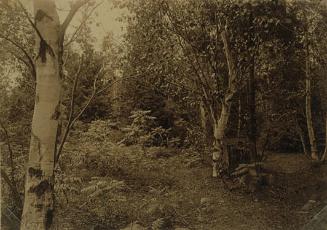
20;0;90;229
20;1;61;228
305;25;319;160
293;0;327;160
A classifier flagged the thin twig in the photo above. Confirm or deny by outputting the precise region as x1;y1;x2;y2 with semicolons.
0;35;36;80
55;61;105;163
55;58;83;164
16;0;44;41
60;0;93;42
1;169;22;210
64;1;103;47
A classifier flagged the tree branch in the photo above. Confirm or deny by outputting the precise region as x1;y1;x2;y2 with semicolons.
55;58;83;164
0;35;36;81
0;121;22;210
1;169;22;210
64;1;103;47
16;0;44;41
221;29;237;103
59;0;93;44
163;5;217;120
55;61;105;164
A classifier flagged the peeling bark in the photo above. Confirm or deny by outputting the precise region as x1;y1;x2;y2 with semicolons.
212;103;231;177
212;30;238;177
20;0;90;228
20;0;60;229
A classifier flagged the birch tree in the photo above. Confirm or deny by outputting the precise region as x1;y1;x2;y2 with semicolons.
294;0;327;161
304;23;319;161
162;0;288;176
20;0;91;229
120;0;293;177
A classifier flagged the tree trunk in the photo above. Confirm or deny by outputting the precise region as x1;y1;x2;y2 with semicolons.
211;30;238;177
247;5;257;162
305;41;318;160
199;100;212;141
237;96;242;139
200;100;207;132
296;119;309;156
321;116;327;161
247;54;257;162
212;102;231;177
319;73;327;161
20;1;60;229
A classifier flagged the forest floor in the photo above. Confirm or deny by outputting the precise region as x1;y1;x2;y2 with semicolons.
47;127;327;230
3;126;326;230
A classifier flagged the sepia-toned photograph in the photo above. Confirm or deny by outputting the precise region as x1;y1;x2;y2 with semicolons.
0;0;327;229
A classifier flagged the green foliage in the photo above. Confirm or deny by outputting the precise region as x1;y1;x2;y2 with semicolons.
116;0;327;149
83;120;118;142
120;110;181;148
81;177;127;199
149;126;171;147
120;110;156;146
55;121;185;229
1;0;327;228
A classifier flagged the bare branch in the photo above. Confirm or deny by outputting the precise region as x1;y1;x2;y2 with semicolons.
174;34;216;121
0;35;36;80
221;29;237;103
64;1;103;47
1;169;22;210
9;51;36;82
63;49;71;69
55;61;107;163
10;51;29;68
71;65;105;124
95;76;123;96
55;63;181;164
16;0;44;41
59;0;93;43
164;6;212;90
0;121;22;209
163;6;217;121
55;58;83;164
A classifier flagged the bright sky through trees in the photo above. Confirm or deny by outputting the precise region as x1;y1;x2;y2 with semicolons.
22;0;127;47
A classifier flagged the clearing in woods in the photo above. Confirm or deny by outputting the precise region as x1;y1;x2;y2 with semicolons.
50;129;327;230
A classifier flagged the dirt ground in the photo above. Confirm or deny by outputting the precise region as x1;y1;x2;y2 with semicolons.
53;142;327;230
2;131;326;230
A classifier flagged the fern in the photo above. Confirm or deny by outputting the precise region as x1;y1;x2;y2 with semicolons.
81;177;127;199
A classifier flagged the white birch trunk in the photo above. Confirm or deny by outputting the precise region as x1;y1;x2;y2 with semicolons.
212;103;231;177
212;30;238;177
305;75;318;161
299;126;309;156
305;32;319;161
21;1;60;229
